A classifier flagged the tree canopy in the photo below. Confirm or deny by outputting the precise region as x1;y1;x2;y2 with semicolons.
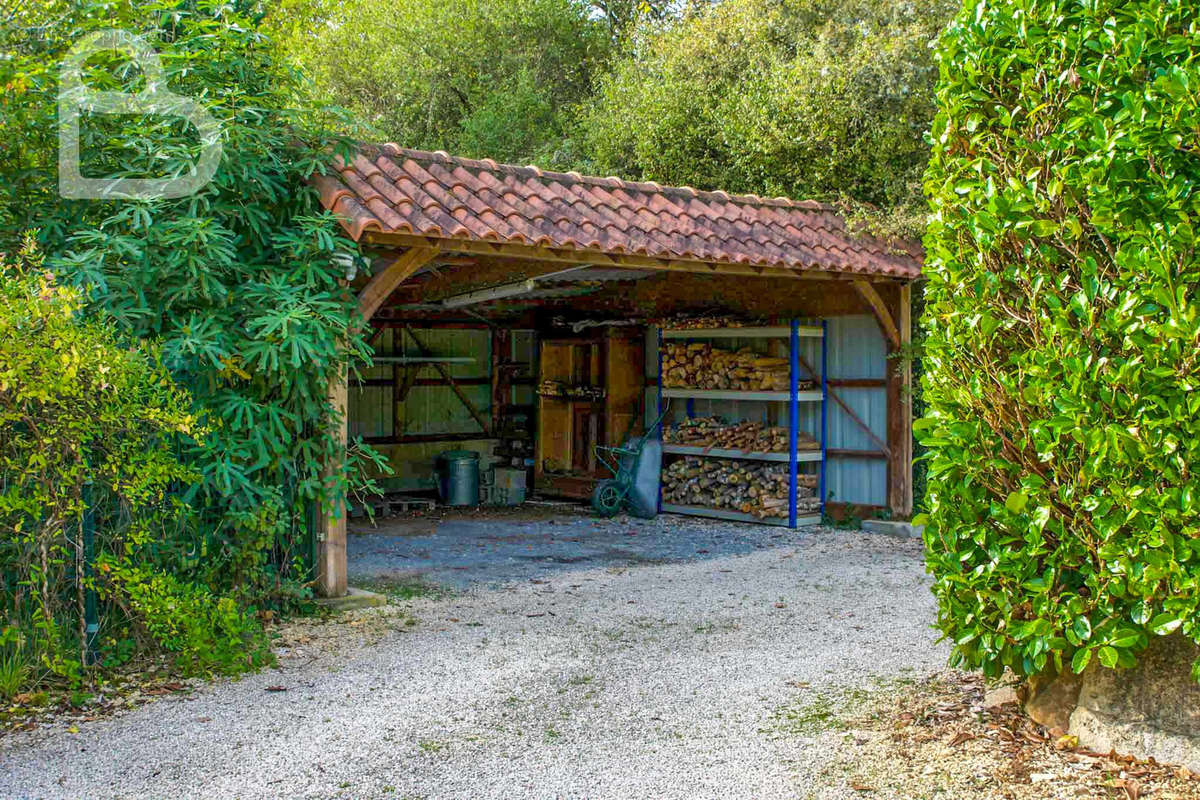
578;0;956;236
272;0;611;165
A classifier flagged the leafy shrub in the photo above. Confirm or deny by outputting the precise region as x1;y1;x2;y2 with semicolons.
0;235;200;680
109;567;272;677
0;236;273;683
0;647;29;701
1;0;385;606
919;0;1200;679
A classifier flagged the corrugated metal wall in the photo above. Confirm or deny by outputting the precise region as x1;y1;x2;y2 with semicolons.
349;328;535;491
644;314;888;507
823;316;888;506
349;327;492;440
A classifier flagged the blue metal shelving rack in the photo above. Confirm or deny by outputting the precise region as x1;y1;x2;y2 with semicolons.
656;321;828;528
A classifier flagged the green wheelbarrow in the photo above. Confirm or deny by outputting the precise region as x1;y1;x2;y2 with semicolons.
591;405;670;518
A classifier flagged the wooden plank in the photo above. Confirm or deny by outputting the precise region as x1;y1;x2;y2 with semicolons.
662;445;822;463
852;280;901;348
370;318;493;329
355;376;492;389
364;432;499;445
826;448;888;460
661;326;823;339
661;388;824;402
362;232;871;281
403;325;492;435
357;246;439;322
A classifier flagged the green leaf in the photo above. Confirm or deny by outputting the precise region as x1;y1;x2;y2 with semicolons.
1150;614;1183;636
1005;492;1029;514
1030;220;1058;237
1071;647;1093;673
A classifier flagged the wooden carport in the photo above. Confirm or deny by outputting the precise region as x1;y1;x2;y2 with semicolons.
313;146;922;597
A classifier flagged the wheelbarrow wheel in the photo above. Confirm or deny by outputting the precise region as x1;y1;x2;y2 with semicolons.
591;479;623;517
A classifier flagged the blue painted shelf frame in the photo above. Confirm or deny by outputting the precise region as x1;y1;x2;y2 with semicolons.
656;321;828;528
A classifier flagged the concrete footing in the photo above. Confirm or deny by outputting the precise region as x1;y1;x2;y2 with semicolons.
861;519;924;538
315;586;387;611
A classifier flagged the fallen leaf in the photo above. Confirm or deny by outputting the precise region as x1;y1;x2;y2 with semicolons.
948;731;975;747
849;781;875;792
1055;734;1079;751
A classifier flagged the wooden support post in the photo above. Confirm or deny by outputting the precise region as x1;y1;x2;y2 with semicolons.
898;283;914;515
316;247;437;598
490;328;507;433
316;368;349;598
885;284;914;517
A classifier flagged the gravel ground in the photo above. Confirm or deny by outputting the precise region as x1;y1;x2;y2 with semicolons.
0;515;946;800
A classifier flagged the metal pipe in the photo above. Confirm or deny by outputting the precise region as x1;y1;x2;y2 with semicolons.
441;279;537;308
788;320;799;529
656;326;664;514
82;483;98;666
820;319;829;517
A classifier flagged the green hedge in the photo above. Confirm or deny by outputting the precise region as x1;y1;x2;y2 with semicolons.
919;0;1200;679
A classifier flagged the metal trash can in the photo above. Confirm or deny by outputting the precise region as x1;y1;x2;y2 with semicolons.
436;450;480;507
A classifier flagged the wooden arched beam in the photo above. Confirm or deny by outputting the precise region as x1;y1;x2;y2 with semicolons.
852;280;900;350
357;245;440;322
317;245;439;599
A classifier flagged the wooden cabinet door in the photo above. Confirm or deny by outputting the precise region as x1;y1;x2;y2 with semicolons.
536;341;573;476
605;334;645;446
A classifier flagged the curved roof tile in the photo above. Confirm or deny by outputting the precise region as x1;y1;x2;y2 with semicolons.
315;146;922;279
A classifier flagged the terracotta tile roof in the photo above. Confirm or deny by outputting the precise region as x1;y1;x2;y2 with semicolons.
314;145;922;280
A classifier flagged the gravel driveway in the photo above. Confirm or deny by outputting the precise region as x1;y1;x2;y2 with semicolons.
0;515;947;800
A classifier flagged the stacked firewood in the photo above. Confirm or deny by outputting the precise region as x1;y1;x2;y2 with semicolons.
538;380;605;401
663;417;819;453
657;314;763;330
662;457;819;518
662;342;811;392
